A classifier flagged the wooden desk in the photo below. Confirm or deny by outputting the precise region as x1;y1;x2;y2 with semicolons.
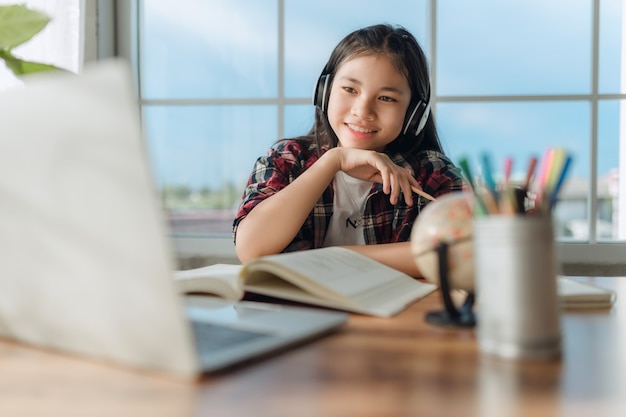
1;277;625;417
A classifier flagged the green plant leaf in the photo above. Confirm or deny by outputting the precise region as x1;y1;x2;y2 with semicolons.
0;4;50;50
0;49;65;75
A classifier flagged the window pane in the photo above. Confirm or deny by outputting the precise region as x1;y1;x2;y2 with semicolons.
437;101;590;240
437;0;592;96
599;0;624;94
140;0;278;99
284;0;428;98
143;105;277;234
598;100;625;241
284;105;314;138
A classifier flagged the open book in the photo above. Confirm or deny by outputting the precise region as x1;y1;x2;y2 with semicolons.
557;276;616;309
174;247;437;318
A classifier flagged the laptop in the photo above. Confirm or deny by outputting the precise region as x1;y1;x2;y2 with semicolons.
0;60;348;378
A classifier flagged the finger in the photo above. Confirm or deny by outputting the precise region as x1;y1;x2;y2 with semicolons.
411;186;436;201
375;160;392;195
392;169;416;206
407;176;437;201
389;172;400;205
396;171;416;206
400;175;414;206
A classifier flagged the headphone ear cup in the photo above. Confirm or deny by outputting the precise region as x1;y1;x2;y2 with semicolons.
415;99;431;135
402;99;431;136
313;74;331;113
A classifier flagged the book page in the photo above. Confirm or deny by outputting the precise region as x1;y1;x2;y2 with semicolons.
242;247;435;317
557;276;616;308
247;247;410;297
174;264;244;300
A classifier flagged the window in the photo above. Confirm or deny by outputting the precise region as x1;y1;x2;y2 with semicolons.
435;0;623;245
118;0;626;264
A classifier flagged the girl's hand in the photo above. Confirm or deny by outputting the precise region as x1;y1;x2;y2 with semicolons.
327;147;421;206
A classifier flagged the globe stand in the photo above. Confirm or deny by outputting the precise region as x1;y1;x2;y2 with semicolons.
425;241;476;327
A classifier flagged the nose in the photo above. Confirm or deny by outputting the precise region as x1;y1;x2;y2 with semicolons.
351;96;375;120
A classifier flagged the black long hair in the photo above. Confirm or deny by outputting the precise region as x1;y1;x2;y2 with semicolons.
309;24;443;156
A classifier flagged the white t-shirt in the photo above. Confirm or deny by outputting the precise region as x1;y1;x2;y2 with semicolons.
323;171;372;247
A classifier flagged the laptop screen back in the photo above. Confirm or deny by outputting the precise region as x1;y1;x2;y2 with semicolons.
0;60;199;377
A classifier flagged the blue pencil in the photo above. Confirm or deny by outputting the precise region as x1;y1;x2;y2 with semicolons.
480;153;498;201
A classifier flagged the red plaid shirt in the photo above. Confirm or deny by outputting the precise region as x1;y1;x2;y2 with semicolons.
233;138;465;252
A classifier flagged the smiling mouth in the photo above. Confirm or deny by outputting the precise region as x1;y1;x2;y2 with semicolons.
347;123;377;134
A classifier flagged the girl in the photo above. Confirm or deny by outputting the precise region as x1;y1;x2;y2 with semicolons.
233;24;464;277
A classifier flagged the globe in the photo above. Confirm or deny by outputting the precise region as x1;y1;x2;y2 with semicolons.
410;192;475;292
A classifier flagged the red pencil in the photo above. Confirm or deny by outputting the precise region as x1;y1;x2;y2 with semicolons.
524;156;538;190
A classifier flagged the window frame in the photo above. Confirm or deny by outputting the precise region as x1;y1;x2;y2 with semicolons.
113;0;626;270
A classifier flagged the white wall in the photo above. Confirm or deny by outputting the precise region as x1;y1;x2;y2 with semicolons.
0;0;81;91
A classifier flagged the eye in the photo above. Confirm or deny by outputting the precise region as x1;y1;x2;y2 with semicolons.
379;95;397;102
342;86;357;94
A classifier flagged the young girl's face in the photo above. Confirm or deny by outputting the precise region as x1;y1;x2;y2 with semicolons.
327;54;412;152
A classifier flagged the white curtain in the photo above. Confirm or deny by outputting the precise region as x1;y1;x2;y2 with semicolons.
0;0;81;91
